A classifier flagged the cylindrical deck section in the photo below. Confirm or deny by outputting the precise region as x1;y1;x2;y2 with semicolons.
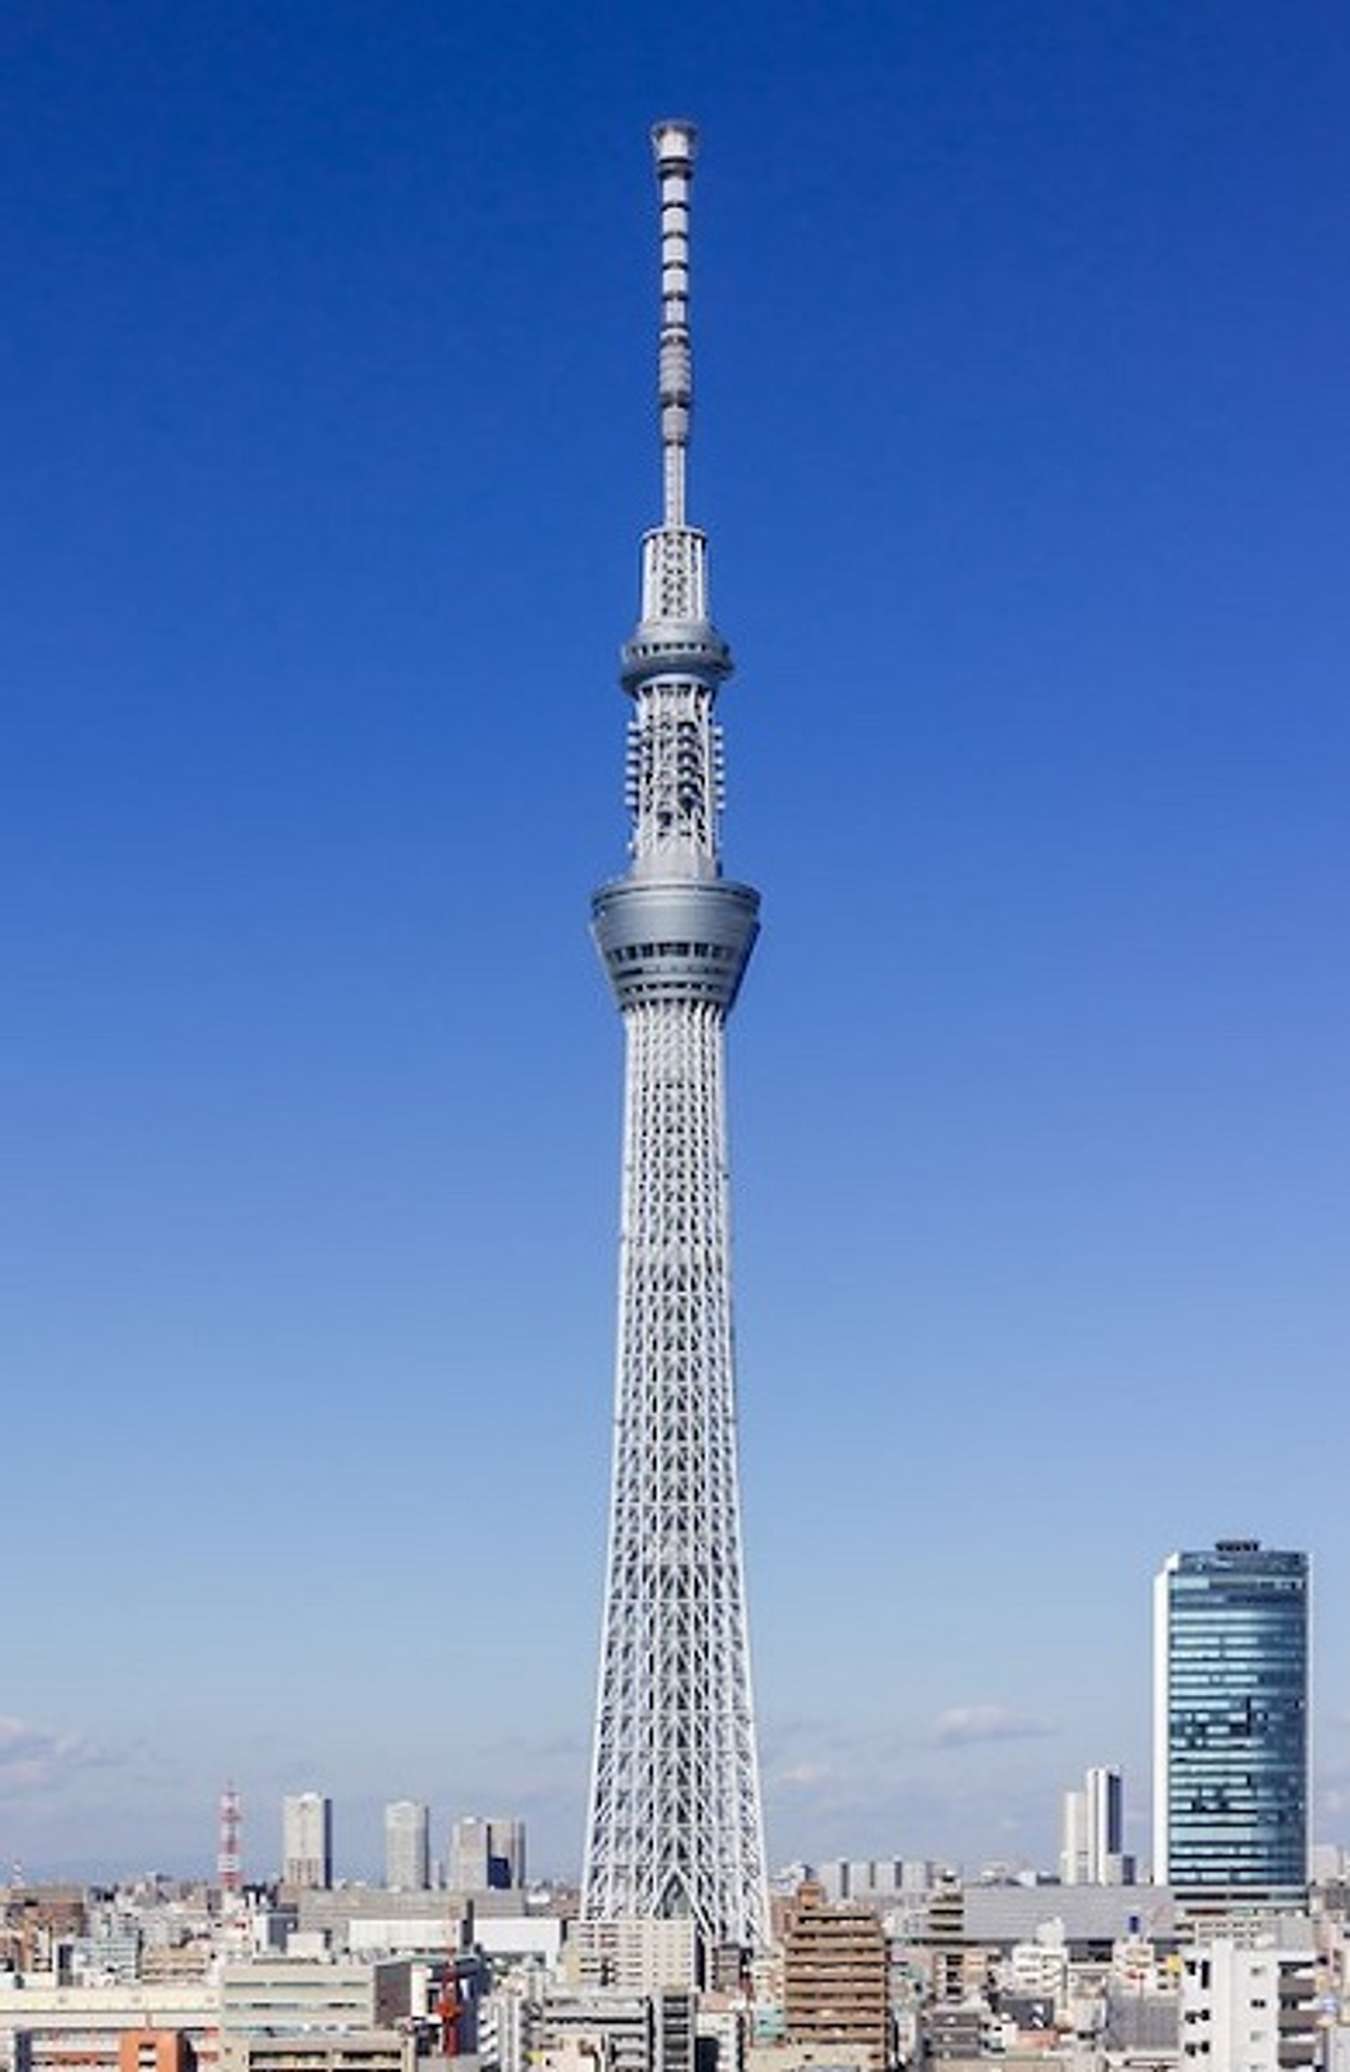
592;876;760;1013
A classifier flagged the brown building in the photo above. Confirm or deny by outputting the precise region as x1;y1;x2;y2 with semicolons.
117;2033;196;2072
783;1883;889;2072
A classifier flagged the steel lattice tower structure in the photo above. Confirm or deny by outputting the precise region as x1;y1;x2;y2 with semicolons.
581;120;769;1954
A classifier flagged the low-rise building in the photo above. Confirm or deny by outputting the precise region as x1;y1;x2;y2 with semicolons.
218;2037;413;2072
219;1960;408;2036
0;1983;220;2072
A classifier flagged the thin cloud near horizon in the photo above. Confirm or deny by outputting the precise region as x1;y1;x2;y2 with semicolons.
932;1704;1056;1749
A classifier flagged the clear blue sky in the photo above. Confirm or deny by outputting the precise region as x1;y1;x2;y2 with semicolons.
5;0;1348;1883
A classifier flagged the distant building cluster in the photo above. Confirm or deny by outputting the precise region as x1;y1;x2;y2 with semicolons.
271;1804;525;1903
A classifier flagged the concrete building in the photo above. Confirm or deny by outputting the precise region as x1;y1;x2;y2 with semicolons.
568;1920;697;1993
449;1819;525;1894
477;1968;551;2072
1103;1985;1179;2054
926;1881;1177;1953
1060;1767;1130;1886
1180;1938;1318;2071
468;1920;562;1969
1002;1921;1069;2005
782;1884;889;2072
695;2000;745;2072
535;1992;695;2072
383;1805;429;1894
1156;1543;1309;1912
293;1890;478;1942
282;1798;333;1892
218;1960;401;2035
1060;1789;1088;1889
0;1985;219;2072
117;2036;195;2072
924;2005;985;2062
747;2051;874;2072
218;2040;413;2072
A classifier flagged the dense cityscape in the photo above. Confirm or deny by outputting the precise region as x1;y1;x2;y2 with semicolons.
0;1543;1343;2072
7;41;1341;2072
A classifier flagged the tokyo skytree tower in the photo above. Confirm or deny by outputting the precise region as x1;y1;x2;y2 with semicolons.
581;121;769;1954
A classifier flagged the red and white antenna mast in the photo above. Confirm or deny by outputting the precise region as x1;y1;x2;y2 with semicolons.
217;1783;242;1892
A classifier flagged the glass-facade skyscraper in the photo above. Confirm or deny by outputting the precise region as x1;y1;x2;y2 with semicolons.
1153;1541;1309;1908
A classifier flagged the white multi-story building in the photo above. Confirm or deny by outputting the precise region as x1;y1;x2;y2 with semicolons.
1180;1939;1318;2072
383;1802;429;1892
569;1918;697;1993
1003;1920;1069;2006
1060;1766;1128;1885
282;1794;333;1890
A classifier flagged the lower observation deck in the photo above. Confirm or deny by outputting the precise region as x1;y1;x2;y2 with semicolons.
592;875;760;1012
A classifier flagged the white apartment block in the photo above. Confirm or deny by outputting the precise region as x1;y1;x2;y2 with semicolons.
1180;1940;1318;2072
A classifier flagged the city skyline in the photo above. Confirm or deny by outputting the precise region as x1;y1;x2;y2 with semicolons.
6;0;1350;1881
0;1522;1318;1888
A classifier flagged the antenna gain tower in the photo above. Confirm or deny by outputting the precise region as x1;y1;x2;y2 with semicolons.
581;120;769;1954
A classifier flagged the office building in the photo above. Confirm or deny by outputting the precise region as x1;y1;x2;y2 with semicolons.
569;1918;697;1992
449;1817;525;1893
1154;1542;1309;1908
782;1883;889;2072
383;1802;429;1893
580;121;769;1953
282;1795;333;1891
1060;1765;1129;1885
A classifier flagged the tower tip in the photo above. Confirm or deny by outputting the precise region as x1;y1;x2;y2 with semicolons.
651;120;697;526
651;119;698;168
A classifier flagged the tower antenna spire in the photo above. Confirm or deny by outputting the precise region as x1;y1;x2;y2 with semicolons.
652;120;697;528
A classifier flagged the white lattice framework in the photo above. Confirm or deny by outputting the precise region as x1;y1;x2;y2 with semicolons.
582;121;769;1955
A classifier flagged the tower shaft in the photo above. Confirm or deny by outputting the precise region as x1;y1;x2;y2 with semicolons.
582;122;768;1954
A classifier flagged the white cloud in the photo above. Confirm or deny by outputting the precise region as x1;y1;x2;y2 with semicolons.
932;1704;1054;1749
774;1761;834;1790
0;1716;108;1798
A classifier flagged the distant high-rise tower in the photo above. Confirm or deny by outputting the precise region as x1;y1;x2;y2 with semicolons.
282;1791;333;1890
580;120;769;1953
385;1800;430;1891
450;1815;525;1892
1154;1541;1309;1909
217;1782;242;1893
1060;1766;1129;1885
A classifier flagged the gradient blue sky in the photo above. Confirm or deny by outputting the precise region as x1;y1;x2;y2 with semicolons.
5;0;1349;1883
